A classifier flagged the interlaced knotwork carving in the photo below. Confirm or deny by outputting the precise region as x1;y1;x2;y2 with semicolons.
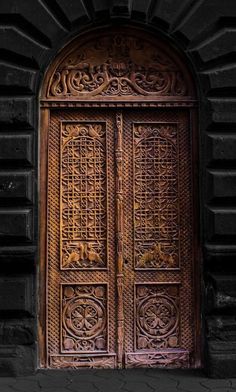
47;33;188;99
61;284;107;353
61;122;107;269
133;123;179;269
135;284;180;351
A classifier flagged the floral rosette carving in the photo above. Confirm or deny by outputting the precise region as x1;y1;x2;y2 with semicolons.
61;285;107;353
136;285;180;350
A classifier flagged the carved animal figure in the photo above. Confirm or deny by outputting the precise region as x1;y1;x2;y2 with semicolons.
86;243;103;264
153;243;175;266
139;243;175;267
64;242;102;267
64;251;80;266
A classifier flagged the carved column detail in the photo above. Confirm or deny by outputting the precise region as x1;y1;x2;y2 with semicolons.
115;111;124;368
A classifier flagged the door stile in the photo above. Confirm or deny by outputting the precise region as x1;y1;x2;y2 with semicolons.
115;111;125;368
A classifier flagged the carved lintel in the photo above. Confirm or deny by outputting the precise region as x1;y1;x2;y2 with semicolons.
115;111;124;367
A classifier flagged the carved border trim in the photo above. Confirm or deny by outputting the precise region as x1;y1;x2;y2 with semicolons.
50;354;116;369
125;350;189;368
115;111;124;368
40;100;197;108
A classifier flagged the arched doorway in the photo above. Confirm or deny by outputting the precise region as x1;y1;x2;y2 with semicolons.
39;26;200;369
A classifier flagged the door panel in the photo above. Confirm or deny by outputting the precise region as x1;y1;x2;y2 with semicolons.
46;108;195;369
122;110;193;367
47;110;117;368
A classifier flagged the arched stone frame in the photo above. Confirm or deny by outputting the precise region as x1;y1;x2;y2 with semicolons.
39;25;201;369
2;0;236;377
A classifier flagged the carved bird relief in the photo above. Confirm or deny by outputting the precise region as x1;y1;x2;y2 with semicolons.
138;243;175;268
63;242;103;267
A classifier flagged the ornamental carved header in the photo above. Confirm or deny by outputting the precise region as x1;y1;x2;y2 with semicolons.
44;30;194;100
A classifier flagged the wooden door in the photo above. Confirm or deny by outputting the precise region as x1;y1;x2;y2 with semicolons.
45;107;196;369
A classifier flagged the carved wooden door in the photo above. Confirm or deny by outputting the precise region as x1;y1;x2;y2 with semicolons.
46;107;196;369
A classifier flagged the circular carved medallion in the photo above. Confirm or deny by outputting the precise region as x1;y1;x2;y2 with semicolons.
137;294;178;338
63;296;106;339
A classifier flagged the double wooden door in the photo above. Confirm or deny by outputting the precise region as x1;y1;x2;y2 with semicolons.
45;108;196;369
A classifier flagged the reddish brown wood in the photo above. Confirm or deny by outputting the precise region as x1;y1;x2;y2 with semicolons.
39;27;200;370
41;27;196;102
115;111;125;368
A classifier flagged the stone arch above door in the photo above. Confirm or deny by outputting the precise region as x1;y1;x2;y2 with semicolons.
0;0;235;377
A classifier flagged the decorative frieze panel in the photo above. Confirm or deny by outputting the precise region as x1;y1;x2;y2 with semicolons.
50;354;116;369
125;350;189;368
60;121;107;269
133;123;179;269
46;32;190;100
61;284;108;354
135;284;180;351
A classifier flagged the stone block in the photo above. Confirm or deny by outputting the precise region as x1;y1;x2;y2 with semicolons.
0;98;34;128
180;1;236;41
209;98;236;123
0;276;33;317
0;320;34;345
111;0;131;15
206;207;236;241
204;243;236;273
0;345;35;376
0;0;65;48
206;169;236;202
206;316;236;341
0;134;33;166
0;64;35;93
197;30;236;63
56;0;90;25
0;209;33;243
131;0;151;20
204;66;236;91
206;132;236;165
206;274;236;312
0;246;36;274
92;0;109;17
207;341;236;378
151;0;188;26
0;171;33;204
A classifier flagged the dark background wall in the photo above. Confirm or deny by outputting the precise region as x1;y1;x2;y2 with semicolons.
0;0;236;378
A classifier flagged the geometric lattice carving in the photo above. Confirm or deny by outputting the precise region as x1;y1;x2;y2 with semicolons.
45;108;195;369
42;24;198;371
134;123;179;269
61;284;107;353
47;34;188;99
60;122;107;269
135;284;180;351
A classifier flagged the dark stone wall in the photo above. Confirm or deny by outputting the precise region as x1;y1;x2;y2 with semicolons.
0;0;236;378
